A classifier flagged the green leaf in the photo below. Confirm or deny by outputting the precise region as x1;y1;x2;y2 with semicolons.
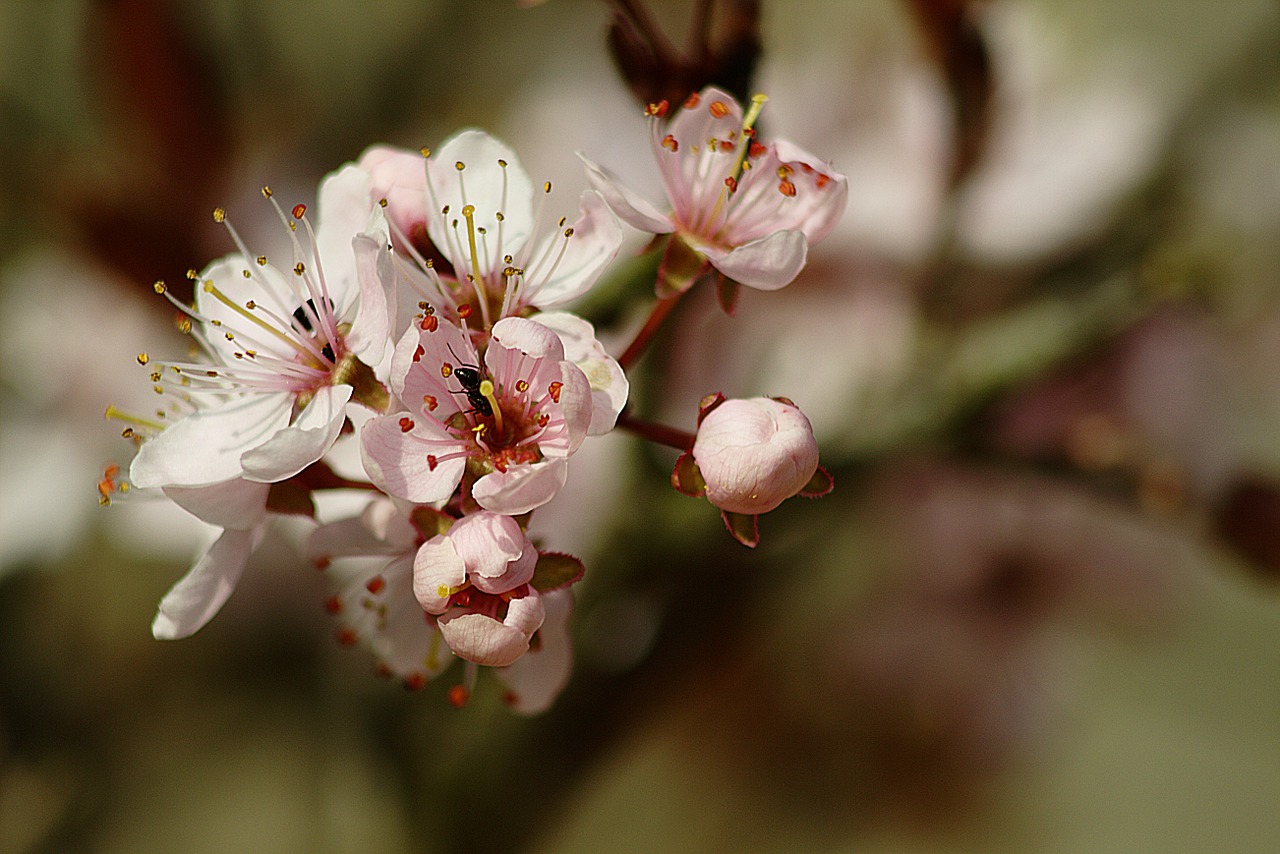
530;552;584;593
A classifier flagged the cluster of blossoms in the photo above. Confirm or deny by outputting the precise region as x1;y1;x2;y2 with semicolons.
103;87;845;712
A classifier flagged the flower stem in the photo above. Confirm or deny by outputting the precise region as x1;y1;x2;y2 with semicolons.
618;293;682;371
617;411;695;451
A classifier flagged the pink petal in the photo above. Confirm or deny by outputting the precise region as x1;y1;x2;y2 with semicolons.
473;458;569;515
496;589;574;715
700;229;809;291
450;511;537;593
659;87;744;223
531;311;629;435
437;590;546;667
412;535;467;613
151;526;260;640
489;316;566;362
579;153;674;235
343;223;392;366
358;145;430;250
359;411;467;504
314;163;376;312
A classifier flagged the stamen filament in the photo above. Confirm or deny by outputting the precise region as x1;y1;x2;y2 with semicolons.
202;281;316;359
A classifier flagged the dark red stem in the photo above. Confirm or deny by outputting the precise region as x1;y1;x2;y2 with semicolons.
617;411;696;451
618;293;682;371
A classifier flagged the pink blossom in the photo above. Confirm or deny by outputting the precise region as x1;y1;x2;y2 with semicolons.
358;130;622;329
360;314;593;515
128;164;392;491
413;511;544;667
581;86;848;291
692;396;819;514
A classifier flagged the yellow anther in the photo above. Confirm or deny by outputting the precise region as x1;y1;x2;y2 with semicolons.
261;186;273;198
136;353;150;365
213;207;226;223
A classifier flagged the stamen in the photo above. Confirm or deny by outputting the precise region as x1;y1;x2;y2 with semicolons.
105;404;165;432
201;280;316;359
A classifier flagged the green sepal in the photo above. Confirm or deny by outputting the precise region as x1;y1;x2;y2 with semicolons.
530;552;585;593
671;452;706;497
722;511;759;548
409;505;455;540
335;354;391;414
715;274;741;316
799;465;834;499
657;236;710;297
266;479;316;518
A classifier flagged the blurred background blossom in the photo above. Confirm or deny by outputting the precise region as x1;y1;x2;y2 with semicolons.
2;0;1280;852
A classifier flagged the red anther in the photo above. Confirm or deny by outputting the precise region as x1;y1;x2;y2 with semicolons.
645;100;670;118
427;454;439;471
661;134;679;153
502;690;519;707
420;314;438;332
447;684;470;708
336;627;358;647
324;596;343;615
748;141;767;159
719;139;734;152
423;394;438;411
312;556;331;571
365;575;386;595
724;176;739;193
454;589;472;607
373;662;393;679
538;413;550;428
548;381;563;403
709;100;730;119
399;417;415;433
684;92;701;110
816;173;831;189
404;673;428;692
458;304;473;319
778;180;797;197
292;204;307;219
515;379;529;393
412;344;425;362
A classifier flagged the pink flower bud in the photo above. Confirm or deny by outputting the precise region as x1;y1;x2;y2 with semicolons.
692;397;819;514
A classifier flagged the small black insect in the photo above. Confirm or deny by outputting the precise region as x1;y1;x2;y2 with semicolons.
293;298;336;362
447;343;492;418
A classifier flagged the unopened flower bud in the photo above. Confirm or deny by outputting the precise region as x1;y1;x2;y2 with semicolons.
691;397;819;514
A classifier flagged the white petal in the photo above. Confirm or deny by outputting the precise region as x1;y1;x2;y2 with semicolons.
520;190;624;308
579;153;675;235
163;479;269;530
315;163;376;310
427;130;535;278
701;229;809;291
151;526;261;639
194;258;300;364
130;393;293;489
241;384;353;482
343;224;392;365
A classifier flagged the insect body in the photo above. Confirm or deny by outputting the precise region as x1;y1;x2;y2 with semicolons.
447;344;493;418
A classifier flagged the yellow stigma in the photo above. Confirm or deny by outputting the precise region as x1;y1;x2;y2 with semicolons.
460;204;492;329
478;379;504;434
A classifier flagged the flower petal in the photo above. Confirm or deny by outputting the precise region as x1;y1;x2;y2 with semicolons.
700;229;809;291
358;144;430;252
314;163;377;313
130;393;293;489
473;458;569;515
519;190;623;308
437;589;545;667
241;384;353;482
579;153;675;235
151;526;261;640
496;589;574;715
359;411;467;504
343;215;393;366
163;478;269;530
532;312;628;434
426;130;534;279
413;535;467;613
